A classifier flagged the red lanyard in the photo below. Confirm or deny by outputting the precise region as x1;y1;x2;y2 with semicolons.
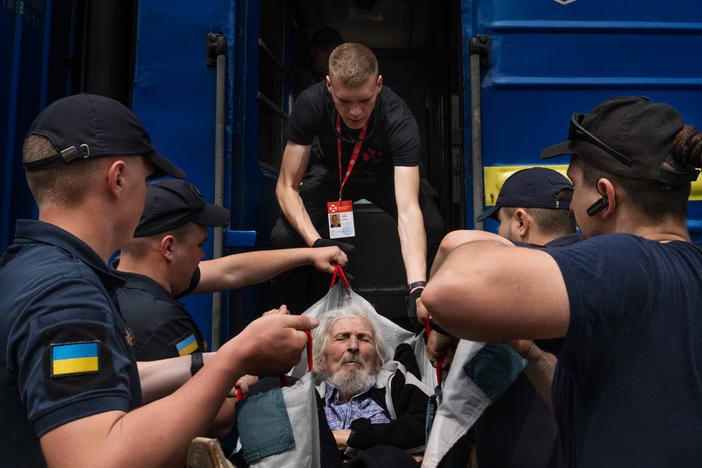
336;114;367;200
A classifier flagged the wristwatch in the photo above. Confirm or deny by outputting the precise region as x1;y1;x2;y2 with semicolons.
190;351;204;376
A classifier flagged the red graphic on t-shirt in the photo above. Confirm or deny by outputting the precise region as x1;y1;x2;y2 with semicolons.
362;147;384;163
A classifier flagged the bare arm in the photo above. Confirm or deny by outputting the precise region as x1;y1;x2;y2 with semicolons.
394;166;426;285
39;314;317;468
276;142;320;246
510;340;557;410
192;247;347;295
422;241;570;342
430;230;514;278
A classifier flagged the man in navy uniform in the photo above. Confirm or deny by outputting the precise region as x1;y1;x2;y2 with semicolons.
0;93;317;466
116;178;346;361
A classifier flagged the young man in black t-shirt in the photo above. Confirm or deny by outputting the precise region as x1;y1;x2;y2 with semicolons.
270;42;443;317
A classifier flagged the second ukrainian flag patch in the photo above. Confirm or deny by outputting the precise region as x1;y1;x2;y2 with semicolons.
51;341;100;378
175;334;199;356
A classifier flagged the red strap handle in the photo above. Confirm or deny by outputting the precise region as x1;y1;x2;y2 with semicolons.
330;264;351;289
236;330;314;400
426;314;444;386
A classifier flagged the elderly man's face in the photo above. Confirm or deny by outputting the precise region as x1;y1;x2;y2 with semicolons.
320;317;379;376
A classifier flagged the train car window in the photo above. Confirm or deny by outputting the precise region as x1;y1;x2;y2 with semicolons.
257;0;289;171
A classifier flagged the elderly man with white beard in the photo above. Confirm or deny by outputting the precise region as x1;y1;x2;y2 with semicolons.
312;306;432;457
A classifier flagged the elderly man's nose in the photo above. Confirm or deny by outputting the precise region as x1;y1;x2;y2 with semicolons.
347;335;359;350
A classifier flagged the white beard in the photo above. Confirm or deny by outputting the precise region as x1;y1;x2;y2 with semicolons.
325;354;377;400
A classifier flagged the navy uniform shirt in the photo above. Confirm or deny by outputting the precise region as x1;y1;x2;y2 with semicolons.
114;268;207;361
0;220;142;466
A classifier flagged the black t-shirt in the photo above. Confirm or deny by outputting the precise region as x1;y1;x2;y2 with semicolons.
285;81;420;180
547;234;702;467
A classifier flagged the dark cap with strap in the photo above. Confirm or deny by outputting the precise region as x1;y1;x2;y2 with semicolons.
25;93;185;180
134;179;230;237
477;167;573;222
540;96;698;186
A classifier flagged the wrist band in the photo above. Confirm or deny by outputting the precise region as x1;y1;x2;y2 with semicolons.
429;318;450;336
190;351;204;376
408;280;427;291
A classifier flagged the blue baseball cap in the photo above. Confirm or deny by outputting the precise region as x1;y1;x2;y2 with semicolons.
476;167;573;222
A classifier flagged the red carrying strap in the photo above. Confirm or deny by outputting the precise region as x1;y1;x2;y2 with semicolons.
329;264;351;289
426;314;444;386
236;330;314;400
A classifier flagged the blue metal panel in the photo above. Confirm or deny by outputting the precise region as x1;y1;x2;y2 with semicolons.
1;0;50;253
462;0;702;238
132;1;237;346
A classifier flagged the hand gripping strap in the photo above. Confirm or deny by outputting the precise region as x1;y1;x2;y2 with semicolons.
237;330;313;400
329;264;351;289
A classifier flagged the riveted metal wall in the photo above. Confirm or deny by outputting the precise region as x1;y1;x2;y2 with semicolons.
461;0;702;238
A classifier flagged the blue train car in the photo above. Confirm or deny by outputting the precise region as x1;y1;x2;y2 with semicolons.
3;0;702;347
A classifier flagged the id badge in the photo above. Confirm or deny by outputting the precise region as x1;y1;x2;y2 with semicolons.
327;200;355;239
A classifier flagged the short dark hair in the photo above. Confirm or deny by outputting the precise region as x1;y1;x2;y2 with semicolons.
120;222;197;260
500;188;576;237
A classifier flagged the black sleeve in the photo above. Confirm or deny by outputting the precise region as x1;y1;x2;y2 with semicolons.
347;371;428;450
386;115;420;167
284;84;327;145
135;314;205;361
393;343;422;381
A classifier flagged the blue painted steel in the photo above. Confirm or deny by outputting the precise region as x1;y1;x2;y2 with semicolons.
461;0;702;238
1;5;24;255
224;230;257;247
39;0;54;109
133;1;239;346
1;1;48;253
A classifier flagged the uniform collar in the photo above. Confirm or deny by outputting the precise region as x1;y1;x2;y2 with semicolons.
13;219;125;290
113;268;175;302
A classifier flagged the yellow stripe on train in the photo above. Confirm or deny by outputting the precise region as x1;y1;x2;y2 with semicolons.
483;165;702;207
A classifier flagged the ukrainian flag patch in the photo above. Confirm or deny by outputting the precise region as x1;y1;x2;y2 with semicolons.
176;334;198;356
51;341;100;378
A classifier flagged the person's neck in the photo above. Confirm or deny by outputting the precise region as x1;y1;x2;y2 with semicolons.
599;213;690;243
520;230;566;247
117;254;174;295
39;203;122;264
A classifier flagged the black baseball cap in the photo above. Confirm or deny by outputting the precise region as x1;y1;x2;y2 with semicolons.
134;179;230;237
24;93;185;179
540;96;698;186
477;167;573;222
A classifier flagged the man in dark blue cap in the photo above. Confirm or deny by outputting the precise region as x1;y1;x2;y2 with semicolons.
422;96;702;467
424;167;579;468
0;93;319;467
475;167;578;248
115;178;347;362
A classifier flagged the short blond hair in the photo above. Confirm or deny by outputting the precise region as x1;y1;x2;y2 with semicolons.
328;43;378;87
23;135;128;207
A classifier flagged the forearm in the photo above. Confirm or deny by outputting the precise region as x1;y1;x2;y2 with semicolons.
137;352;214;403
42;339;248;468
397;205;427;284
276;185;321;247
430;230;513;278
521;343;557;410
422;241;569;342
194;249;320;294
